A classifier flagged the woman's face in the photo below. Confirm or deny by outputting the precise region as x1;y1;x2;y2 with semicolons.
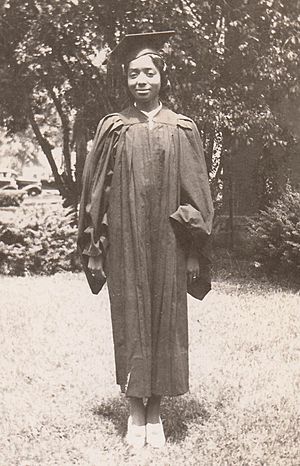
127;54;161;104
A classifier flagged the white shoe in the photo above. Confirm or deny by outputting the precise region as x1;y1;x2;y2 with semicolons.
125;416;146;449
146;417;166;448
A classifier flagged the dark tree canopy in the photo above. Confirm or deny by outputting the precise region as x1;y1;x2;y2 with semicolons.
0;0;299;208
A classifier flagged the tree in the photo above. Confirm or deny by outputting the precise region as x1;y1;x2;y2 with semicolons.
0;0;299;211
0;0;111;206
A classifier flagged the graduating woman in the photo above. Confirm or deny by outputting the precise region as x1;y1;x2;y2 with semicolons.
77;31;214;448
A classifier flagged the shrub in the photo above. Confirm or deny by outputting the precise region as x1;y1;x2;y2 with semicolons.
0;204;81;276
250;189;300;278
0;191;25;207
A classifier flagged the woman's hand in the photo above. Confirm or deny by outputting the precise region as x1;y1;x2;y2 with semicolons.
88;255;106;279
187;250;200;284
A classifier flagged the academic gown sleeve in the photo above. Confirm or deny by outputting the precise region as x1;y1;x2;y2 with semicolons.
170;116;214;300
77;113;123;294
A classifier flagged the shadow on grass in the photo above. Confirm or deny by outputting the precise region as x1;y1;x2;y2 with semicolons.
161;396;210;443
212;246;300;292
92;394;210;443
92;397;129;438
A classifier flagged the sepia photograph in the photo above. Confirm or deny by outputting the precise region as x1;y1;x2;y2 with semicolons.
0;0;299;464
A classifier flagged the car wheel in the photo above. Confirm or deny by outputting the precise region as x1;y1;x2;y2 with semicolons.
28;188;40;196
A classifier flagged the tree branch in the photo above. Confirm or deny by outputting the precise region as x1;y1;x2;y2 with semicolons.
27;102;67;197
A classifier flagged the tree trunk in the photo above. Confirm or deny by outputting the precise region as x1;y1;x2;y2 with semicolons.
73;111;88;199
222;129;235;249
28;104;77;209
46;86;72;179
27;105;65;195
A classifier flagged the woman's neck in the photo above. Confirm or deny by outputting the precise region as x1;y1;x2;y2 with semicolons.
134;98;160;113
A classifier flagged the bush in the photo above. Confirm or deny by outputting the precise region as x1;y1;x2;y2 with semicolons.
0;191;25;207
250;189;300;278
0;204;81;276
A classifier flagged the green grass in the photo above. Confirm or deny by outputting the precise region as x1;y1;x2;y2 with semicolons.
0;273;299;465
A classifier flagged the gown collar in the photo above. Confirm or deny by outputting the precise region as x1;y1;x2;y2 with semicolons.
133;102;163;129
120;104;178;126
134;101;162;119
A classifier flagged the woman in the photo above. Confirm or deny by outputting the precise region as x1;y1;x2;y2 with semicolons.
77;31;214;448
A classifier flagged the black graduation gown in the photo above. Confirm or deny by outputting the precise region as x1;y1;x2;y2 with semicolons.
78;105;214;397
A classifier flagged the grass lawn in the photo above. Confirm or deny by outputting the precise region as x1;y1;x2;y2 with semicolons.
1;273;299;465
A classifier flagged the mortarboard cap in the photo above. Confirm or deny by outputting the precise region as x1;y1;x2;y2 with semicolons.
105;30;175;65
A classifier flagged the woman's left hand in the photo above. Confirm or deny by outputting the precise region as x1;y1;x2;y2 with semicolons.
187;250;200;284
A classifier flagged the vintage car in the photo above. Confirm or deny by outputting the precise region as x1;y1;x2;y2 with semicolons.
0;170;42;196
15;178;42;196
0;169;18;189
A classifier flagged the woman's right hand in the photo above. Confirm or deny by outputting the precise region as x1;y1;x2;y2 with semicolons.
88;255;106;279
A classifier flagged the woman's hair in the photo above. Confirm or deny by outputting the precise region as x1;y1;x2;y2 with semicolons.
124;54;170;100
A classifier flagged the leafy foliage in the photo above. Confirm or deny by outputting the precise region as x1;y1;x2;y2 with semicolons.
0;204;80;275
0;0;299;207
0;126;45;174
0;191;25;207
250;189;300;277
